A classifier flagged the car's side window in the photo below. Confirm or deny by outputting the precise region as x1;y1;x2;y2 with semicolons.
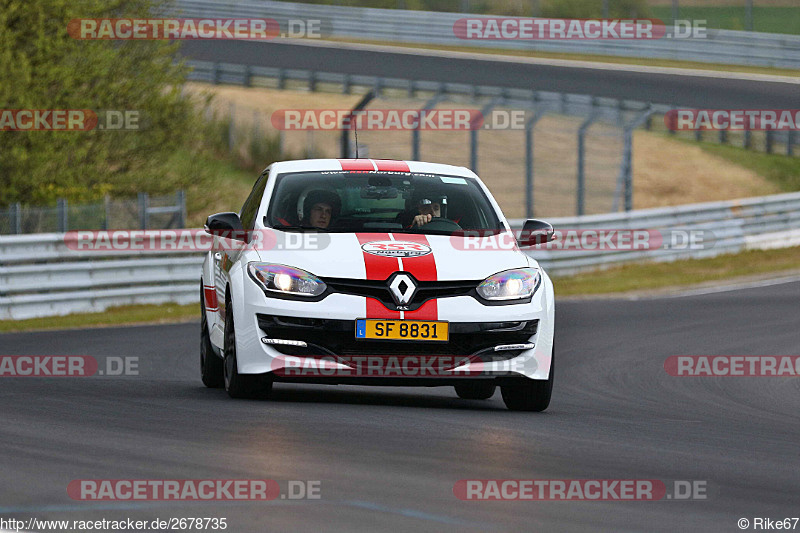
239;172;269;232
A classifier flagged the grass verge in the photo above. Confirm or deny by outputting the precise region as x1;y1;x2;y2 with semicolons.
0;303;197;334
553;245;800;296
689;141;800;193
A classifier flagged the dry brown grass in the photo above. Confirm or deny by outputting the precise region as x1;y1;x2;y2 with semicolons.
631;130;779;209
186;83;779;218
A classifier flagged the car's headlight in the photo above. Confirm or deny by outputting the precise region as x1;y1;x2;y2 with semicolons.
476;268;541;301
248;263;326;297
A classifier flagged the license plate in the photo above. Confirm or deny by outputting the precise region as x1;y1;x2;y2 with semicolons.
355;319;449;342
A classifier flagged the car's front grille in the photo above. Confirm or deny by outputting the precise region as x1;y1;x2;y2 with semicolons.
322;275;479;311
256;314;538;360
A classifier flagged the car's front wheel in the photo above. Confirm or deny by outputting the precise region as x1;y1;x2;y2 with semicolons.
223;294;273;399
454;381;496;400
501;348;554;412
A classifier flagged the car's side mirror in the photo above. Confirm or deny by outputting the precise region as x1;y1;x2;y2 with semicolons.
205;212;247;241
518;219;555;247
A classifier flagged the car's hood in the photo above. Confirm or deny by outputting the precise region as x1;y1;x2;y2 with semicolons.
252;231;532;281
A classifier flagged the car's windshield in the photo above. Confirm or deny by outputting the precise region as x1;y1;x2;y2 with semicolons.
265;170;503;235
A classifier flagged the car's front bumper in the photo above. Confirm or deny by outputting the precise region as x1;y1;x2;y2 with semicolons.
231;270;555;382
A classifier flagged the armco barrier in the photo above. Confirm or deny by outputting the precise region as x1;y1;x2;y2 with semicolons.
2;191;800;319
173;0;800;69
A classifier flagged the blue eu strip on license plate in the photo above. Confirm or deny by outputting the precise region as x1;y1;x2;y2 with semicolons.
356;319;367;338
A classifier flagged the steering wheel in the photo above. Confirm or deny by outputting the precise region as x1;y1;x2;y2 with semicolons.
414;218;462;232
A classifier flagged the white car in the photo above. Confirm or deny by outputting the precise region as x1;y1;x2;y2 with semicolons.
200;159;556;411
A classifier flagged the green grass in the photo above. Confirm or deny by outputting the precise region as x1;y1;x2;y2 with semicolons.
687;140;800;193
651;6;800;35
164;148;256;227
553;245;800;296
0;303;197;333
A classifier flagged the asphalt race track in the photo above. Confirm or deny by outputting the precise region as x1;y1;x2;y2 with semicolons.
179;40;800;109
1;281;798;532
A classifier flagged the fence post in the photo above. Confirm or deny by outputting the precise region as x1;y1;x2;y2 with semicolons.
342;73;351;94
788;130;795;157
470;98;502;173
413;93;445;161
308;70;317;92
743;129;752;149
576;111;598;216
765;130;774;154
623;128;634;212
277;68;286;90
213;62;221;85
307;130;316;158
138;192;149;230
12;202;22;234
177;190;187;228
614;107;656;213
57;198;68;232
524;111;546;219
745;0;753;31
243;65;252;87
228;102;236;151
104;194;111;230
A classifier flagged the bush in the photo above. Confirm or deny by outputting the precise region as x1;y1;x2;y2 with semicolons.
0;0;195;206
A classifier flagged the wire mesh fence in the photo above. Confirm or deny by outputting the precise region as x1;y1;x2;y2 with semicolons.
214;88;631;218
0;192;186;235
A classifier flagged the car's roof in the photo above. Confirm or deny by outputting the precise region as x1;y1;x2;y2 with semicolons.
269;159;479;179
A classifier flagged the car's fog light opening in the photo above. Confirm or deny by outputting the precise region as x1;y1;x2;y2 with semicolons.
261;337;308;347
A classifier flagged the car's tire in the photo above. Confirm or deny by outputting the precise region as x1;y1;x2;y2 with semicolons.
223;293;272;399
501;348;554;412
454;381;497;400
200;285;224;388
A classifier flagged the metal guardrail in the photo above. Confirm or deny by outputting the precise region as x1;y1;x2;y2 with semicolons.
0;233;201;319
3;191;800;319
517;191;800;275
174;0;800;69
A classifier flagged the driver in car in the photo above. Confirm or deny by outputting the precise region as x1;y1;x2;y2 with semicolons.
301;190;341;229
410;198;442;228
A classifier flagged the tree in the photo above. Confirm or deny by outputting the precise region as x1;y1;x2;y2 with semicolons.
0;0;194;205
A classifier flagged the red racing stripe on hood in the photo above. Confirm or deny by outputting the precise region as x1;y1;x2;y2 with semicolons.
356;233;400;319
356;233;399;281
394;234;437;282
392;234;438;320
